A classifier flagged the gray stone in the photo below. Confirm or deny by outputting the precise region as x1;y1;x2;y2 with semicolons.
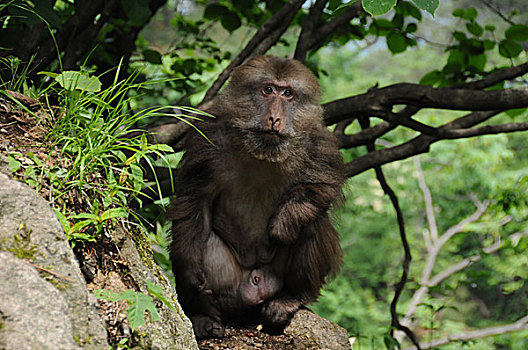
285;308;352;350
0;172;108;349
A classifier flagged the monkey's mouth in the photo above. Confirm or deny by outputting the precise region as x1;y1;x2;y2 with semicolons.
243;129;291;162
251;129;287;142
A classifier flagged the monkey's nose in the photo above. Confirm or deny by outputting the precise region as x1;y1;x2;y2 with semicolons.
269;116;281;132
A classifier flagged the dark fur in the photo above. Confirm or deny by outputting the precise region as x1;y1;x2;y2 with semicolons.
169;56;345;339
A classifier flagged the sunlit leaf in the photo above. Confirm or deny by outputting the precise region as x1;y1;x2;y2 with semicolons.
412;0;439;16
55;71;102;92
362;0;397;16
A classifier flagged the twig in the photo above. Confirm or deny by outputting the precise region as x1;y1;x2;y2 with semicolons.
414;156;436;248
24;260;75;282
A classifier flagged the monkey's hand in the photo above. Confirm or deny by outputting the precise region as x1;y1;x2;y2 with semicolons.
269;182;342;243
261;298;302;326
268;200;319;244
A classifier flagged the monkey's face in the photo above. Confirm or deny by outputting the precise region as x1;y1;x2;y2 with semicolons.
240;268;282;306
221;56;324;163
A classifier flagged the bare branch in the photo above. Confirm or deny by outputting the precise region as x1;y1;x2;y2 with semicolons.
437;200;488;248
414;156;437;247
408;315;528;350
202;0;305;103
439;121;528;139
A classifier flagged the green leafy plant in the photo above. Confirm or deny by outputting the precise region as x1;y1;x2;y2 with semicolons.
94;281;174;331
6;65;211;245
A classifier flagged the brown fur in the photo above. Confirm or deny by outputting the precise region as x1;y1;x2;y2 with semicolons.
169;56;346;339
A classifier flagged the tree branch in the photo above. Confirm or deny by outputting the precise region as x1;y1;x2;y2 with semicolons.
308;3;363;54
405;315;528;350
358;117;421;350
294;0;327;62
202;0;305;103
295;1;363;61
323;60;528;125
345;111;500;177
414;156;437;247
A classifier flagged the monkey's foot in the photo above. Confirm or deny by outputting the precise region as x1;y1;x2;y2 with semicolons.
191;314;225;339
261;298;302;326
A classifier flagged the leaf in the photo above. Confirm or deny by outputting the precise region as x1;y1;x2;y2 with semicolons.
362;0;397;16
498;39;523;58
147;281;175;311
505;108;527;119
420;70;442;86
7;155;21;172
466;21;483;36
99;208;128;221
52;208;70;233
406;23;418;33
485;24;496;32
204;3;228;20
120;0;151;26
468;53;486;71
94;289;122;302
369;18;394;36
55;71;102;92
221;11;241;32
386;31;407;53
447;49;466;65
142;49;162;64
127;293;160;331
412;0;438;16
505;24;528;42
453;7;478;21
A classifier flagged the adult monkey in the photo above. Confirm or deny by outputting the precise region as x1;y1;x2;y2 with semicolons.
169;55;345;339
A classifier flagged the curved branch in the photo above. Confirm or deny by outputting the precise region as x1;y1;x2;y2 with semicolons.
323;61;528;125
337;121;396;148
294;0;327;62
202;0;305;103
307;3;363;54
294;1;363;61
345;111;500;177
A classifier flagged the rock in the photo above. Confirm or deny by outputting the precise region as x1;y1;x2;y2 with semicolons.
0;172;109;349
284;308;351;350
109;225;198;350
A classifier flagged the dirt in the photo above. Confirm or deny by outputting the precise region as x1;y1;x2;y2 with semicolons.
0;91;301;350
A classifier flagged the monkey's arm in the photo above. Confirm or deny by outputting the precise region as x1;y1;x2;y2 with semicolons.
169;131;218;293
268;182;343;243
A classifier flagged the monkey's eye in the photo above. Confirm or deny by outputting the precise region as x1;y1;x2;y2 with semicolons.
263;86;274;95
283;89;293;97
